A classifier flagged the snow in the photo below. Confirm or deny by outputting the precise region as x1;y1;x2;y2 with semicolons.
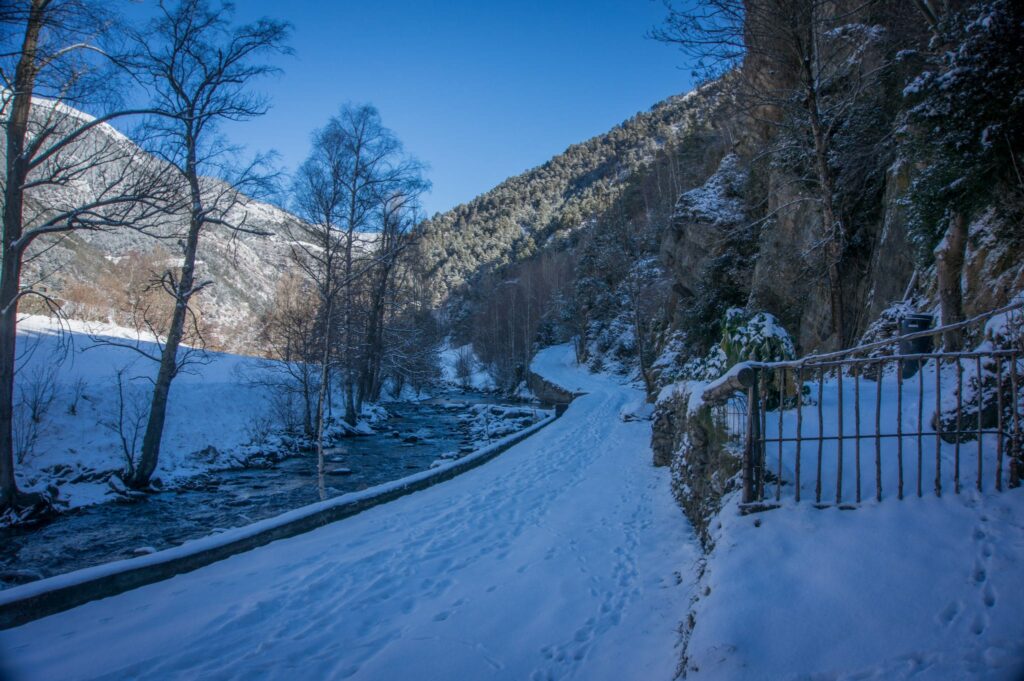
438;340;496;391
672;153;746;225
530;343;607;394
11;315;280;510
0;343;697;680
3;338;1020;680
0;415;556;608
683;360;1024;680
686;492;1024;681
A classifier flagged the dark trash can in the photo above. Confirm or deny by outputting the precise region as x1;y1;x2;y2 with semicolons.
899;313;934;378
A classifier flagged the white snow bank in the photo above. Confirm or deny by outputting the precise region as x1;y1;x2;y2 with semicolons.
684;360;1024;680
686;491;1024;680
438;340;495;391
530;343;614;394
12;315;278;509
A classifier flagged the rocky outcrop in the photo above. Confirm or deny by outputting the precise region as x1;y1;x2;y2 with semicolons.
961;208;1024;318
661;153;743;303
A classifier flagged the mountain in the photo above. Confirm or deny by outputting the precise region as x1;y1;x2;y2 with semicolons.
412;84;726;306
7;99;308;354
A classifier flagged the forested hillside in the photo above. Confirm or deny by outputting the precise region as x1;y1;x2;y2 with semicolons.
411;85;727;306
421;0;1024;398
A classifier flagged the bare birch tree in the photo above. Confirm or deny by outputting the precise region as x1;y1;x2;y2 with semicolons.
119;0;289;490
356;184;427;407
289;105;426;479
289;119;349;483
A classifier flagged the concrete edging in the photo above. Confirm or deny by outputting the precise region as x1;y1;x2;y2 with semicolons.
0;412;562;630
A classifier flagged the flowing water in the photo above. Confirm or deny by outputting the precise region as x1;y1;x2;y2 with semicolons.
0;393;545;589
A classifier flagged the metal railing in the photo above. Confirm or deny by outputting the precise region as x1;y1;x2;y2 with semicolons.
700;302;1024;507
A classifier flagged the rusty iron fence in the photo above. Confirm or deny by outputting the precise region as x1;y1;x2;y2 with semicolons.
701;302;1024;507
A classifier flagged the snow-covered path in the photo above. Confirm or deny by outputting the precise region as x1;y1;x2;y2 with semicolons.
0;346;697;680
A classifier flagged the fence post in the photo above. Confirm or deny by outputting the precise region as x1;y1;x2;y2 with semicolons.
743;375;758;504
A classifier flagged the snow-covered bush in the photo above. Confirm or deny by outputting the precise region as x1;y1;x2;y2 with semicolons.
719;308;796;366
676;308;795;382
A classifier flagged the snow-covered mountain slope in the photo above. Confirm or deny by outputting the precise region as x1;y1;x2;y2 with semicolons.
0;344;697;680
6;98;312;353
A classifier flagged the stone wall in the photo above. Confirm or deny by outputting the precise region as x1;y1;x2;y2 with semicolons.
526;370;580;406
651;385;743;549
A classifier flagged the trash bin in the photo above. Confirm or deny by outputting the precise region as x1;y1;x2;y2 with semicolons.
899;313;934;378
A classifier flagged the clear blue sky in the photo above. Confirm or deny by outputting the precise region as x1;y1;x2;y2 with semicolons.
130;1;694;217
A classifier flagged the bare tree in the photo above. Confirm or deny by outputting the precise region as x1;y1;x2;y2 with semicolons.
356;186;427;407
289;104;426;479
12;362;57;464
329;105;425;426
289;117;350;481
254;272;322;438
453;346;475;389
120;0;289;489
0;0;172;510
102;366;149;480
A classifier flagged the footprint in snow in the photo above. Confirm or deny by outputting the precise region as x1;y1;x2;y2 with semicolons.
971;613;988;636
938;601;960;626
983;582;996;608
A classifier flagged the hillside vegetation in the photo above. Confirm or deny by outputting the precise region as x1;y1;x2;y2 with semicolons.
419;0;1023;399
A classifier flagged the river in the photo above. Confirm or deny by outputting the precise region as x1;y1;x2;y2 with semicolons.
0;393;547;589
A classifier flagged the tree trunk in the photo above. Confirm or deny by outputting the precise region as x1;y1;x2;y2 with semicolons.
129;161;203;489
342;232;358;426
935;211;968;350
0;1;43;510
0;259;23;509
302;368;314;438
358;265;389;406
315;301;333;484
798;6;848;349
806;74;846;347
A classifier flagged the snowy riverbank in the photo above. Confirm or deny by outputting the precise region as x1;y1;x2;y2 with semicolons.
5;317;515;521
9;315;292;513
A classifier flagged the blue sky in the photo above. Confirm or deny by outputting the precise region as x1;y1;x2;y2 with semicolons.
130;1;694;216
